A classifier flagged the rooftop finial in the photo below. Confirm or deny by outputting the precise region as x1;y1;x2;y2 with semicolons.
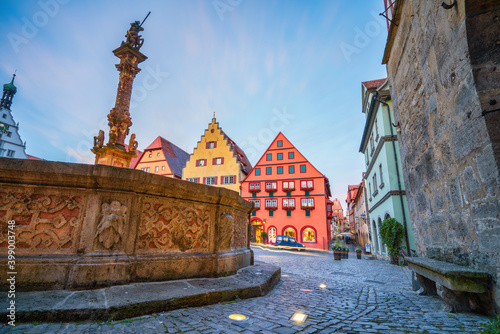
213;111;216;119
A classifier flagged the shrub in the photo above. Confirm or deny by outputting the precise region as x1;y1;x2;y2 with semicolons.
481;314;500;334
355;247;362;253
379;218;405;256
260;231;268;239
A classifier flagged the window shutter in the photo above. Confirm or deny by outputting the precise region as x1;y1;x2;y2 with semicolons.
233;175;237;183
203;177;206;184
197;178;200;183
213;158;216;165
206;142;209;149
221;176;224;184
185;178;189;181
221;157;224;164
196;159;199;166
204;159;207;165
214;141;217;148
214;177;218;185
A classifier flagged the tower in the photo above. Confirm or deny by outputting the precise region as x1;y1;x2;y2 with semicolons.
0;74;28;159
91;20;148;168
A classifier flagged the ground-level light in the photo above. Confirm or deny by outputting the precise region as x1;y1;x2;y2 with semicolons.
290;312;307;323
229;314;247;321
319;283;326;289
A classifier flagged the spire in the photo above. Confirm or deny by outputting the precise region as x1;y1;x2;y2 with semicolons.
1;73;17;110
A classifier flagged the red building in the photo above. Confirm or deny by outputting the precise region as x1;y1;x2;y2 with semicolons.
346;183;361;232
241;133;332;250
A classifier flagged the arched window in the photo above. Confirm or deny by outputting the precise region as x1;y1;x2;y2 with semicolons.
283;227;296;239
302;227;316;242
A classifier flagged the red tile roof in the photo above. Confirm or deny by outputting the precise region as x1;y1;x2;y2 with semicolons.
362;78;387;92
141;136;190;178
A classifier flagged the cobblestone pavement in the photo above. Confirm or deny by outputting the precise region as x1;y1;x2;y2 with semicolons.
1;247;491;333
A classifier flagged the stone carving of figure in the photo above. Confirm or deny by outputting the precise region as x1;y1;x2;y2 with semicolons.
94;130;104;148
129;134;138;152
95;200;128;250
109;125;117;145
125;21;144;49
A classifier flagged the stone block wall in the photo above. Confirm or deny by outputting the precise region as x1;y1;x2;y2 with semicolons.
383;0;500;312
0;158;253;290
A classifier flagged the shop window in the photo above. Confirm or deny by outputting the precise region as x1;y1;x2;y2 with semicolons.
302;228;316;242
283;227;296;239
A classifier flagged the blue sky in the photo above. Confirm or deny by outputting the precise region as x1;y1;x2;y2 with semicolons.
0;0;388;210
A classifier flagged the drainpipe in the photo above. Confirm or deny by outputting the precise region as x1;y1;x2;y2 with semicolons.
374;97;411;253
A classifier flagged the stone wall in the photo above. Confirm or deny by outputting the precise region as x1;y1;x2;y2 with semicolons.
383;0;500;312
0;158;253;290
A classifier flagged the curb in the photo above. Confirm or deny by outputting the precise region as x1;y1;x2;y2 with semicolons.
251;243;329;254
0;262;280;322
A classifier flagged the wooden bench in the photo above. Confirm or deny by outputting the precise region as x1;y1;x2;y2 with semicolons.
406;257;492;314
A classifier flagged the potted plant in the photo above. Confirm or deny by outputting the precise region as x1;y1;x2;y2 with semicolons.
355;247;362;259
260;231;268;244
331;240;342;260
343;245;349;259
379;217;405;264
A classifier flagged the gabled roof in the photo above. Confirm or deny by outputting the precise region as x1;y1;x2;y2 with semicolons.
142;136;190;178
332;198;343;210
242;132;330;189
362;78;386;92
346;183;361;204
359;78;390;153
220;129;252;175
353;182;364;204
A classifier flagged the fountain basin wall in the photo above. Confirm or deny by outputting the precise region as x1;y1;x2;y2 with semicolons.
0;158;253;290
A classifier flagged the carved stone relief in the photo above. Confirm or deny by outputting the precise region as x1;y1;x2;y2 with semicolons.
95;200;128;250
231;214;248;249
138;201;209;252
216;212;234;250
0;191;83;252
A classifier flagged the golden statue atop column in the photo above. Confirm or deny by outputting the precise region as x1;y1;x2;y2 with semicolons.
92;15;149;168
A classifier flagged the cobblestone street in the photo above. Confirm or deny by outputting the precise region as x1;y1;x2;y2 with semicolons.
2;247;490;333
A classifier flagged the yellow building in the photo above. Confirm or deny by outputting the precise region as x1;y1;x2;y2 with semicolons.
183;116;252;193
135;136;190;179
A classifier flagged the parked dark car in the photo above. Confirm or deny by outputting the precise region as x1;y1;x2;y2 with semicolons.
275;235;305;251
